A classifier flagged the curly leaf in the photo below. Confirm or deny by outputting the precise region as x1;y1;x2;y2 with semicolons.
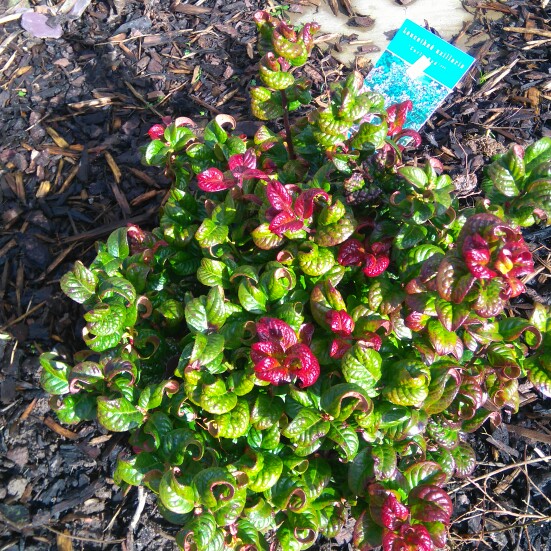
159;470;196;514
176;513;225;551
212;399;250;438
60;261;97;304
320;383;372;420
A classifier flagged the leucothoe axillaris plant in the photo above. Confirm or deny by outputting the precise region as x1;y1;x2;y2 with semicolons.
40;11;551;551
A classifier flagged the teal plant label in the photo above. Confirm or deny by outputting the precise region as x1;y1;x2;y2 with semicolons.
363;19;475;130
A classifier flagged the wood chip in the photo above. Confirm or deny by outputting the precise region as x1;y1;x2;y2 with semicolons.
104;151;122;184
506;424;551;446
35;181;51;198
171;1;211;15
43;416;79;440
127;167;159;188
56;531;74;551
45;126;71;149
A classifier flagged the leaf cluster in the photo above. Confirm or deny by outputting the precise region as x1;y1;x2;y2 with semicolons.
40;12;551;551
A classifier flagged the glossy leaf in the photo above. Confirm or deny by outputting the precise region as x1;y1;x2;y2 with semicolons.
97;397;144;432
60;261;97;304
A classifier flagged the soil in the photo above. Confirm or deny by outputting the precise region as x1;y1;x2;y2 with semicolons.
0;1;550;550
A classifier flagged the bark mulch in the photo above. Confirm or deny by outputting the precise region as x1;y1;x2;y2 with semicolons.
0;0;550;549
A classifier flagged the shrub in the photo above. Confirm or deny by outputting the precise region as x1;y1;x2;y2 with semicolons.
40;11;551;551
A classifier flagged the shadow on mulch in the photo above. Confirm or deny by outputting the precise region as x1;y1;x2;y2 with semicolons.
0;0;550;549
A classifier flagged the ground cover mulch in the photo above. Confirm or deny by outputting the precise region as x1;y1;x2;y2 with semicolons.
0;0;550;549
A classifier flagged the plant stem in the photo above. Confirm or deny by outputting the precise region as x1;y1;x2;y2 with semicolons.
280;89;297;161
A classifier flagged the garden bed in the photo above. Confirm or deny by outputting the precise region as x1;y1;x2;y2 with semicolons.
0;1;550;550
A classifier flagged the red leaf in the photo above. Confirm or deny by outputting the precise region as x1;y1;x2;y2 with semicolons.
287;343;320;387
330;338;352;359
229;148;257;172
381;494;409;531
197;168;235;192
254;357;291;385
405;311;429;332
294;188;329;219
409;485;453;524
463;234;497;280
357;333;382;351
363;254;390;277
255;317;298;350
147;124;165;140
397;129;422;148
326;310;354;337
501;277;525;299
387;100;413;137
298;322;315;346
338;239;365;266
266;180;293;211
269;211;304;236
250;340;285;363
384;524;433;551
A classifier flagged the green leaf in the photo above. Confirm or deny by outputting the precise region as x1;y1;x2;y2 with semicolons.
190;333;225;367
52;393;96;424
84;302;126;337
60;261;97;304
40;353;71;395
205;286;228;329
486;161;520;197
185;296;208;333
400;166;429;189
527;353;551;398
403;462;447;492
327;422;359;462
252;223;285;250
97;396;144;432
193;467;236;510
395;223;428;250
249;453;283;492
238;279;267;314
298;244;335;277
251;393;284;429
314;213;356;247
283;408;330;453
144;139;169;165
195;218;228;248
382;359;430;407
244;498;275;532
114;452;163;486
159;470;196;514
427;319;463;360
161;427;204;465
157;299;185;326
525;137;551;173
212;399;250;438
107;228;130;259
371;443;397;480
320;383;372;420
176;513;225;551
341;344;382;397
197;258;230;287
451;442;476;477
